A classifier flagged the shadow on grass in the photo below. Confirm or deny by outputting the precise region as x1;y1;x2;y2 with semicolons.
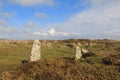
63;57;75;63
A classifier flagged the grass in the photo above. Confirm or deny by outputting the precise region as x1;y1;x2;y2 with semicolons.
0;41;75;73
0;43;31;73
41;43;75;58
0;40;120;80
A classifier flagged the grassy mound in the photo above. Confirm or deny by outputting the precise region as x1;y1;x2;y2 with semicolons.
1;58;120;80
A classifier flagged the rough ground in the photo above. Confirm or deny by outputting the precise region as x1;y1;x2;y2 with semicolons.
0;39;120;80
1;58;120;80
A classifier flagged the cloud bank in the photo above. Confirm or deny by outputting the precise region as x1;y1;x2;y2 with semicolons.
0;0;120;40
20;0;120;39
57;0;120;39
11;0;54;6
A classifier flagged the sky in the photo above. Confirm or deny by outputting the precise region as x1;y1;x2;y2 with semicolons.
0;0;120;40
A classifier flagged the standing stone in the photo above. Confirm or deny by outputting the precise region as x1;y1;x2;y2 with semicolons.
78;42;82;46
30;39;41;61
87;40;92;48
81;48;89;54
75;46;82;60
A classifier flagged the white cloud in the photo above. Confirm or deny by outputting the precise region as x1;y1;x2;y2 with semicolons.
31;31;48;36
0;19;18;33
12;0;54;6
0;26;16;33
24;29;31;33
83;0;118;7
103;29;120;36
1;0;120;39
58;0;120;39
23;28;80;39
48;28;80;37
3;12;12;18
25;21;34;27
0;19;8;26
0;35;4;39
48;28;56;36
0;35;9;39
0;1;2;7
35;12;47;18
56;32;69;36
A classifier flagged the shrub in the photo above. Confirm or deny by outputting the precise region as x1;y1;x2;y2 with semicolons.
1;58;119;80
114;47;120;51
102;54;120;66
66;43;75;48
82;52;96;58
81;57;102;64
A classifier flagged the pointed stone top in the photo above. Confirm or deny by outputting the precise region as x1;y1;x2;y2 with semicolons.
76;46;80;49
34;39;40;42
34;39;40;44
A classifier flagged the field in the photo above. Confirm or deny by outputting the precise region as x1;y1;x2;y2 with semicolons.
0;40;75;74
0;39;120;80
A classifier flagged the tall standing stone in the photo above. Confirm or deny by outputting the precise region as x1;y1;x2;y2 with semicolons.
75;46;82;60
30;40;41;61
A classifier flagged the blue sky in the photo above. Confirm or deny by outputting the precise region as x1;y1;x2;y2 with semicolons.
0;0;120;40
